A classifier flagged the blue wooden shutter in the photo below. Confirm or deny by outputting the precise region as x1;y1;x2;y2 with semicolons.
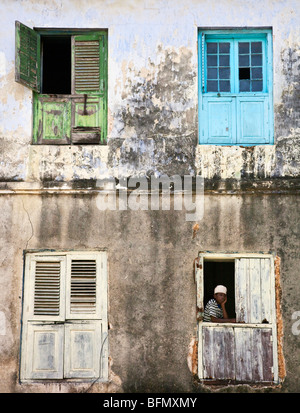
236;38;270;144
199;31;273;145
235;257;273;324
200;38;235;144
64;253;108;379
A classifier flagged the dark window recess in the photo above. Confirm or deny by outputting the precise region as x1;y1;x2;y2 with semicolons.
239;67;250;80
42;36;71;94
204;261;236;319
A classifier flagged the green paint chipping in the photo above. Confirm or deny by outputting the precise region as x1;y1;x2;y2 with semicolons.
15;22;107;145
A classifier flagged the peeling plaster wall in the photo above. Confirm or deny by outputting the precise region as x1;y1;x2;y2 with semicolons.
0;0;299;183
0;0;300;393
0;193;299;392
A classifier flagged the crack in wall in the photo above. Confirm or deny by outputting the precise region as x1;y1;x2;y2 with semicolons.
21;198;34;249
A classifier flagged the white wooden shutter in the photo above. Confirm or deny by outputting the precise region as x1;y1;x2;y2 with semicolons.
21;252;108;381
235;257;273;324
195;255;204;324
202;325;235;380
34;261;62;316
15;21;41;92
66;253;105;320
70;259;97;314
24;323;64;379
26;256;66;322
21;255;66;379
234;327;274;382
71;33;106;144
64;253;108;379
64;321;102;378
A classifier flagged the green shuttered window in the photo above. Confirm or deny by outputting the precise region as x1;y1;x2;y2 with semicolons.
21;251;108;381
15;22;107;144
199;29;273;145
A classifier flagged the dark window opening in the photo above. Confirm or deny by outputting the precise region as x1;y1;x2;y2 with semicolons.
239;67;250;80
204;260;236;319
42;36;71;94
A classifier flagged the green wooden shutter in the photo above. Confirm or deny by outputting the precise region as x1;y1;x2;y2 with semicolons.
199;31;273;145
64;321;102;378
34;96;72;144
25;323;64;379
15;21;40;92
72;33;107;144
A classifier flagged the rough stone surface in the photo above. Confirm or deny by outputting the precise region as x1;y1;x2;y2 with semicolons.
0;0;300;393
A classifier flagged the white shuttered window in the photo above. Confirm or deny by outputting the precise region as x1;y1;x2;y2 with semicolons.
196;253;279;384
21;251;108;381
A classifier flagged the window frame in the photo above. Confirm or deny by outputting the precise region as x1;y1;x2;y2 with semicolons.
195;252;279;384
198;28;274;145
20;250;108;382
15;22;108;145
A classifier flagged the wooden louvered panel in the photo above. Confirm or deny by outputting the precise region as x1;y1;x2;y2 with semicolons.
70;260;97;314
201;325;274;382
74;40;100;92
235;258;272;323
34;261;61;316
15;21;40;92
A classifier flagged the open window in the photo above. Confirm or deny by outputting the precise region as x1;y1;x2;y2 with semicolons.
203;260;236;319
198;29;273;145
15;21;108;144
195;252;279;384
20;251;108;381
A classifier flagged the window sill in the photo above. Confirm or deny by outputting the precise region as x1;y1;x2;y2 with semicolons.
197;143;275;147
201;322;272;328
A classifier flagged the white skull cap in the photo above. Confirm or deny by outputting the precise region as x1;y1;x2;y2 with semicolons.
214;285;227;295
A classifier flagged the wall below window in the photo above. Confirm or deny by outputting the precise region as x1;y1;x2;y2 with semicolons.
1;137;300;190
0;0;300;185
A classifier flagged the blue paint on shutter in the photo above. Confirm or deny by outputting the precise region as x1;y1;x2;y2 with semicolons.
198;30;273;145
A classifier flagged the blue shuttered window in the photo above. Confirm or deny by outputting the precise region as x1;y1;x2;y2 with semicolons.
20;251;108;381
199;29;273;145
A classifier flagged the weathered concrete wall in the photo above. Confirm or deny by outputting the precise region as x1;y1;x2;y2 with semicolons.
0;192;299;392
0;0;299;183
0;0;300;393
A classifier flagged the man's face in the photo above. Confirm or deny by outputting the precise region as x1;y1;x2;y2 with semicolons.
214;293;226;304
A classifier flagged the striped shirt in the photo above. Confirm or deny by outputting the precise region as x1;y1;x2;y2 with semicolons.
203;299;223;322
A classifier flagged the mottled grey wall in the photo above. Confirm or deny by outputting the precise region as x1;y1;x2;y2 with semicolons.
0;0;300;394
0;192;299;392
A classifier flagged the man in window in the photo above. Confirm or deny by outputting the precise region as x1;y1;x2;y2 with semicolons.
203;285;236;323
